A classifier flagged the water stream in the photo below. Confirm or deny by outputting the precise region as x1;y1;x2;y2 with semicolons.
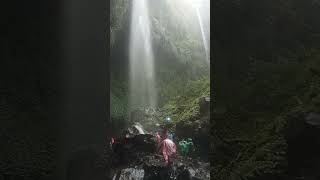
129;0;157;112
195;5;210;63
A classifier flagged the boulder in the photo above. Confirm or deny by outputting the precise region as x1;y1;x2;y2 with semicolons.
111;122;210;180
113;156;210;180
117;168;144;180
305;112;320;126
112;134;158;166
125;122;146;138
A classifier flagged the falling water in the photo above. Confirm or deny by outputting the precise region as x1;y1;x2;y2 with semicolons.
195;4;209;62
129;0;157;111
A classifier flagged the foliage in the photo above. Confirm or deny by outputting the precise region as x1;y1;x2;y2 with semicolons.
212;111;287;180
212;2;320;177
110;0;210;118
110;0;130;47
150;1;209;68
212;2;320;178
212;46;320;179
110;78;129;120
160;76;210;123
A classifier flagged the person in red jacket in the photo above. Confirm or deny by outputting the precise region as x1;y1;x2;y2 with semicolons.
110;137;116;151
159;130;177;166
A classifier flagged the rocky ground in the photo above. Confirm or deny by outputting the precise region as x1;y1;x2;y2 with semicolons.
107;97;211;180
66;97;210;180
108;131;210;180
112;154;210;180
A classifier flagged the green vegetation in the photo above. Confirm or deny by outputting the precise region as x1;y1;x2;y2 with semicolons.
161;76;209;123
110;0;210;121
110;78;129;120
110;0;130;47
212;49;320;179
212;0;320;178
111;0;320;179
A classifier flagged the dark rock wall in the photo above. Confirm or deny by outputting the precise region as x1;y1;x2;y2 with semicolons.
1;0;60;179
2;0;110;179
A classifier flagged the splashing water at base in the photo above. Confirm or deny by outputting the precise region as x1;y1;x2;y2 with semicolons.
129;0;157;111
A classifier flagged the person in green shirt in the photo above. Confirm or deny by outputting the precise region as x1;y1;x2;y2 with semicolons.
178;138;194;156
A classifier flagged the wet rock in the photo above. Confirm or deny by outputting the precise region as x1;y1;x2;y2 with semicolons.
111;128;206;179
115;134;157;153
125;122;146;138
177;168;192;180
111;123;210;180
189;166;211;180
117;168;144;180
112;133;158;166
176;166;209;180
305;112;320;126
112;147;210;180
143;154;210;180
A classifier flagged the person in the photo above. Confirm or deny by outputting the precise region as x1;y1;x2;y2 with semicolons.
178;138;194;156
110;137;115;151
155;132;161;145
159;130;177;166
178;140;188;156
168;133;173;141
171;132;176;142
162;128;168;137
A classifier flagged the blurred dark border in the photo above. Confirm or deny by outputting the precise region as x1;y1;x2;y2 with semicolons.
1;0;110;179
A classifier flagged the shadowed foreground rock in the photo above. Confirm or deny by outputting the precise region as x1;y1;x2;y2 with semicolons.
66;123;210;180
286;111;320;179
112;154;210;180
110;124;210;180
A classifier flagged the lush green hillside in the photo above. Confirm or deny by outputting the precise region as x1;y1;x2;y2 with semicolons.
110;0;210;121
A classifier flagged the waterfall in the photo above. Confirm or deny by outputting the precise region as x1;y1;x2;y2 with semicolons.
129;0;157;112
195;5;209;63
